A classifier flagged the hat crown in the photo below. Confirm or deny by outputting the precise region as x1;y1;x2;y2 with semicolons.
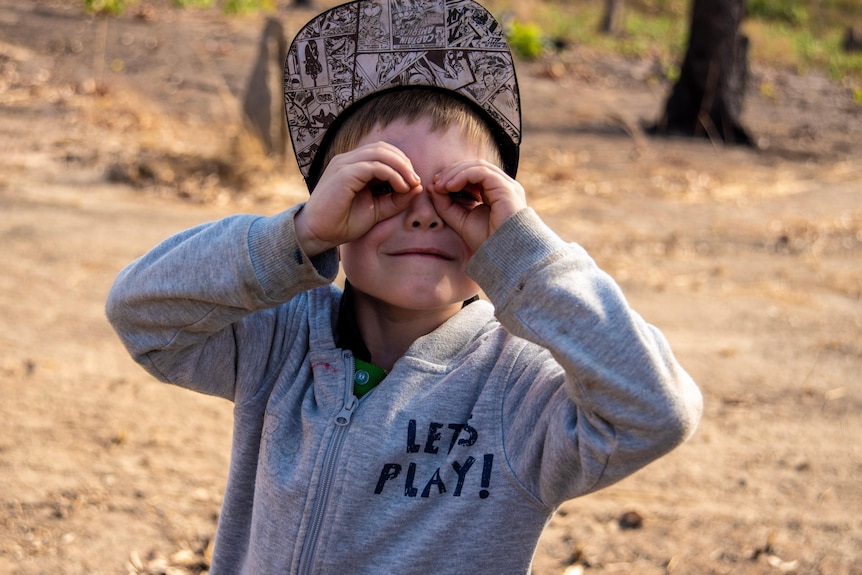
284;0;521;190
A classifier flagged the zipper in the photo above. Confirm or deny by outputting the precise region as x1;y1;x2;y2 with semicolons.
296;352;358;575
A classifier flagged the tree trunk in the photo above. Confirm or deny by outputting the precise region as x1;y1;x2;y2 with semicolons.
599;0;623;35
242;17;288;157
843;26;862;52
651;0;753;145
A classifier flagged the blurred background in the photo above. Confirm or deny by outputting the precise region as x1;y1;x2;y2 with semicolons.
1;1;860;574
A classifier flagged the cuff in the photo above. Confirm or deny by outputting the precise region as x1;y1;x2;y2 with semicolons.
247;204;339;301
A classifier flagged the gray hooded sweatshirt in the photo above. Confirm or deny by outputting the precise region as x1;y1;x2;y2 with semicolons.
106;206;702;574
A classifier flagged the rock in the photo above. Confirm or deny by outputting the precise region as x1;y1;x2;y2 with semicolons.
618;510;644;530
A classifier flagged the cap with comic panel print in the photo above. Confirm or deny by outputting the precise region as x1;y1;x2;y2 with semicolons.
284;0;521;191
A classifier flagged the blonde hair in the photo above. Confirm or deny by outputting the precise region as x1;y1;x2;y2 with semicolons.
322;88;502;169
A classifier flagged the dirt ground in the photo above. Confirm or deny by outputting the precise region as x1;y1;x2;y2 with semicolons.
1;1;860;574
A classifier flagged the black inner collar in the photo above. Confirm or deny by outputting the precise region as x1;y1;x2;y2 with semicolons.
335;282;479;363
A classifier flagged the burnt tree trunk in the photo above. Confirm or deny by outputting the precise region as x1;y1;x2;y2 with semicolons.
843;26;862;52
651;0;753;145
242;17;288;157
599;0;623;35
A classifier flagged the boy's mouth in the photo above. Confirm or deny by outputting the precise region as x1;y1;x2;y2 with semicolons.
388;247;454;261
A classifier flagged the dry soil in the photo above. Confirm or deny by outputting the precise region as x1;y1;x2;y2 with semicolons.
1;1;860;574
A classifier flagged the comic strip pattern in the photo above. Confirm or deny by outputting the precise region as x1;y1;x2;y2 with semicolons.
285;0;520;178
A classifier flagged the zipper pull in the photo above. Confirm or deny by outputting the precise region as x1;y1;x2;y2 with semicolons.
335;395;358;426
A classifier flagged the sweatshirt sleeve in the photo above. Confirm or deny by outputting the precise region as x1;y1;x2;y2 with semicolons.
466;208;703;506
105;204;339;401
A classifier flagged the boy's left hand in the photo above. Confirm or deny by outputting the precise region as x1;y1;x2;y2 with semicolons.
429;160;527;252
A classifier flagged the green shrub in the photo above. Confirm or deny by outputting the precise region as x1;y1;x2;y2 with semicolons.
82;0;134;15
748;0;809;25
627;0;687;17
174;0;215;7
621;11;687;58
222;0;274;15
507;20;545;60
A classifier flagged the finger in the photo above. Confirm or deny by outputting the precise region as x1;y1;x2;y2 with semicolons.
431;163;527;248
372;178;423;222
306;148;420;245
443;165;525;216
428;187;490;252
433;162;507;200
334;141;421;192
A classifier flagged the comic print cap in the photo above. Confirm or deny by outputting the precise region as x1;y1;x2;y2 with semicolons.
284;0;521;191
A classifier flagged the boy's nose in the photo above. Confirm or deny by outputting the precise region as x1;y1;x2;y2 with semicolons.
406;188;442;229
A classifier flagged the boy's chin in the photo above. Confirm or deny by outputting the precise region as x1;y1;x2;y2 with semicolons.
352;284;475;314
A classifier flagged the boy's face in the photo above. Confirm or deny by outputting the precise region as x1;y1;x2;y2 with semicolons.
340;117;492;317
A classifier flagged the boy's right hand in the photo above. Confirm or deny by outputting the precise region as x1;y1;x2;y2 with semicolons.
294;142;422;257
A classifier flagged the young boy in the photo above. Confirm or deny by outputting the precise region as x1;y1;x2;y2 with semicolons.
106;1;702;573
